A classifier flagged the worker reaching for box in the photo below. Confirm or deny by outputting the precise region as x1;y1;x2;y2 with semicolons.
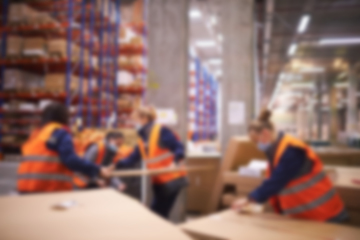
82;131;129;191
115;105;188;219
232;109;348;223
17;102;112;194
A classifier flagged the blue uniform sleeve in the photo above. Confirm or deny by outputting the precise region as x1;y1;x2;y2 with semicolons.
249;146;306;203
115;146;141;169
160;127;185;163
46;129;100;178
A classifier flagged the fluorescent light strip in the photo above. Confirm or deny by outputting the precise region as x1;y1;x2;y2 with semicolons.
208;59;222;65
319;37;360;45
287;43;298;56
297;15;310;33
196;40;216;48
189;9;202;19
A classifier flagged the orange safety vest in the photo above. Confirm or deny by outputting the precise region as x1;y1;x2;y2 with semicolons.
138;124;186;184
114;145;134;164
18;123;73;192
267;134;345;221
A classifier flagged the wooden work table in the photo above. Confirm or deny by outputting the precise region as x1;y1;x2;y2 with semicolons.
0;189;192;240
180;210;360;240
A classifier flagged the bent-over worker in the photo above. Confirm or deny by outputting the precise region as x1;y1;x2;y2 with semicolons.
232;109;347;223
17;102;111;193
115;105;187;219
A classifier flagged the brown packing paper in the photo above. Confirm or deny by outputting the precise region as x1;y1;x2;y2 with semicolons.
180;210;360;240
0;189;192;240
23;37;47;57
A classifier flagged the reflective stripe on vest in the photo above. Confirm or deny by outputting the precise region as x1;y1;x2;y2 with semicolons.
145;152;173;165
283;188;336;215
18;173;72;182
21;155;60;162
280;171;326;196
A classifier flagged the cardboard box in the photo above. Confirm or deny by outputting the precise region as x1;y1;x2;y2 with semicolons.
180;210;360;240
48;39;88;62
44;74;87;93
0;189;192;240
8;3;37;24
186;156;221;214
208;137;265;212
6;36;23;57
4;70;43;91
23;37;47;57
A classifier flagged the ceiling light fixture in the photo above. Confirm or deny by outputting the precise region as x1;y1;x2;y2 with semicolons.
297;15;310;33
189;9;202;19
319;37;360;46
287;43;298;56
195;40;216;48
210;16;217;25
218;34;223;42
208;59;222;65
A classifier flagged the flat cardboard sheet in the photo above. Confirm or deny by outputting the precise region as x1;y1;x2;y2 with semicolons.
180;210;360;240
0;189;192;240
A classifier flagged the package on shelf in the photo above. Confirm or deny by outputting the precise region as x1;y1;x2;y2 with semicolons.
8;3;38;24
117;95;132;109
6;36;23;57
18;103;38;111
129;55;143;69
23;37;47;57
117;71;134;86
118;56;131;69
31;12;59;25
130;36;143;48
47;39;90;63
44;74;88;93
4;69;43;91
132;78;143;87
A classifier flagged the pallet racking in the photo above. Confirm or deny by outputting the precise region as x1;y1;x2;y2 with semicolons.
0;0;147;155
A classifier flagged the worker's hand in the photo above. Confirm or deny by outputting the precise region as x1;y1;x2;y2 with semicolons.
232;197;250;212
117;182;126;192
95;178;107;188
99;166;112;179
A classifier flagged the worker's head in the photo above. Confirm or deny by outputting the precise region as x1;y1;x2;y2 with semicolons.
41;102;69;126
131;105;157;130
248;109;275;152
106;131;124;148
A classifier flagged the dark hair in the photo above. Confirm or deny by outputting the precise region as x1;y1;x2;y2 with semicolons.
106;131;123;141
41;102;69;126
248;109;274;132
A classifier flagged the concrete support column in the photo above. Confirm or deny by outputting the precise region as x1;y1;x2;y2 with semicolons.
328;79;338;144
221;0;255;149
147;0;189;223
346;68;358;133
147;0;189;141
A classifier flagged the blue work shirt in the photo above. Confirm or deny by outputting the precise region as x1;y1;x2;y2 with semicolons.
46;128;100;178
116;123;185;169
249;136;307;204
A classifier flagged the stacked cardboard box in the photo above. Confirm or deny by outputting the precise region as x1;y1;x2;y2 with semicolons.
23;37;47;57
4;69;43;91
44;74;88;93
8;3;58;26
6;36;23;57
47;39;90;63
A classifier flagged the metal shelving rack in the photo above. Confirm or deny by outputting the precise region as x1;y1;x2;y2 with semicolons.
188;56;218;141
0;0;146;155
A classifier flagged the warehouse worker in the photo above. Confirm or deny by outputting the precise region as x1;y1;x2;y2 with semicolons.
232;109;347;222
17;102;111;193
115;105;187;219
83;131;126;191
